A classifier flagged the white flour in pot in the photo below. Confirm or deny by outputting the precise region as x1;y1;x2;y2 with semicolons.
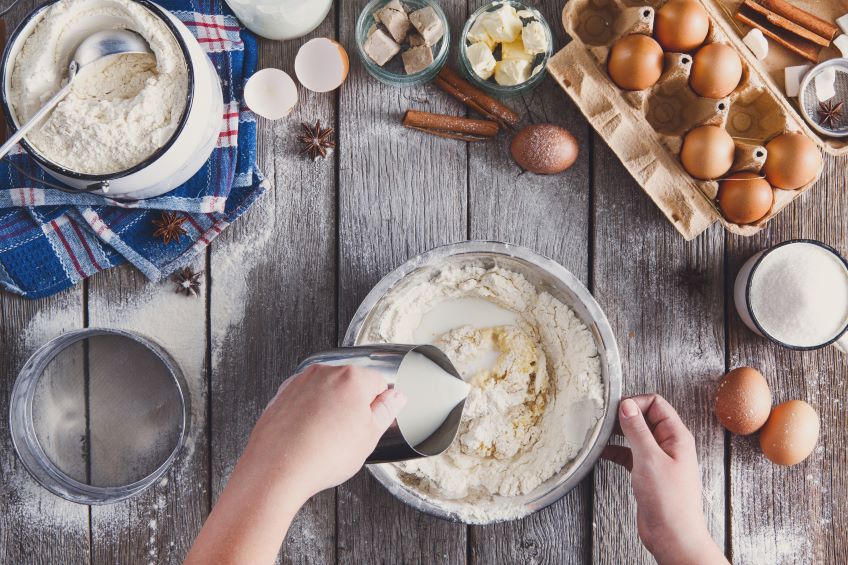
360;263;605;523
750;242;848;347
8;0;189;175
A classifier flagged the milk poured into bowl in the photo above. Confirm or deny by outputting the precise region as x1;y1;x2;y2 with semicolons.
395;352;470;448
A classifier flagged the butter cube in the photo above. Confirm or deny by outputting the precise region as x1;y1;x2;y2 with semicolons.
480;4;522;43
467;42;496;79
837;13;848;35
402;44;434;74
501;38;533;63
467;17;495;51
835;34;848;58
743;28;768;60
784;64;812;97
363;28;401;66
494;59;531;86
378;0;411;43
815;67;836;102
521;20;548;54
409;6;444;46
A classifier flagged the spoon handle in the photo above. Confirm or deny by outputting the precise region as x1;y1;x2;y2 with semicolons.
0;65;77;161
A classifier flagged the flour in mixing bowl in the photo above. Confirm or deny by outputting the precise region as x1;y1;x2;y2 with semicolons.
8;0;189;174
361;263;605;522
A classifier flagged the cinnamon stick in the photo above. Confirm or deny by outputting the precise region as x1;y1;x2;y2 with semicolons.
434;67;520;130
736;8;821;62
402;110;499;141
741;0;829;47
756;0;839;41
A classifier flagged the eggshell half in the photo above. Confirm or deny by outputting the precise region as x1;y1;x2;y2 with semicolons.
244;68;298;121
295;38;350;93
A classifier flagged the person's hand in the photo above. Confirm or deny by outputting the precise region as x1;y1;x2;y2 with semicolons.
185;364;406;565
601;394;728;565
241;364;407;500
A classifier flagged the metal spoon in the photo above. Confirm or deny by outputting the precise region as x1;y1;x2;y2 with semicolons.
0;29;152;160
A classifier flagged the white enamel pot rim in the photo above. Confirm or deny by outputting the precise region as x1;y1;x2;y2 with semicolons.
735;238;848;351
343;240;623;524
0;0;219;198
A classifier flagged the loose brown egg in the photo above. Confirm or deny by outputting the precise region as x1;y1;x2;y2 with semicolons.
763;132;822;190
690;43;743;99
654;0;710;52
714;367;772;435
759;400;819;466
680;125;735;180
510;124;579;174
608;34;665;91
717;172;774;224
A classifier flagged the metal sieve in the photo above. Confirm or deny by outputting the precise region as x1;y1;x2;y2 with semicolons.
9;328;190;504
798;58;848;138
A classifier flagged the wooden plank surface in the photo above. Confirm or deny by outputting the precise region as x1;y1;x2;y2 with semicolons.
726;155;848;564
208;9;339;565
335;0;469;562
590;136;727;563
0;0;846;563
86;262;209;565
465;2;595;562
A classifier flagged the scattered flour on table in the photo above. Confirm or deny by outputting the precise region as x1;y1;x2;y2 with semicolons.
360;263;605;523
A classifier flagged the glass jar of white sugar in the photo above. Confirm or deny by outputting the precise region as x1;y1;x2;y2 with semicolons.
734;239;848;351
225;0;333;40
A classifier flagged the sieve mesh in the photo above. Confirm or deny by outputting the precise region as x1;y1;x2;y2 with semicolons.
29;334;183;489
801;66;848;136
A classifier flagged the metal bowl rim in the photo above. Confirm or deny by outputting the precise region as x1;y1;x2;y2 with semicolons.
343;240;622;524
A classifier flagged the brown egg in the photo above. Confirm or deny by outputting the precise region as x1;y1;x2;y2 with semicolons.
608;34;665;91
690;43;743;98
717;172;774;224
759;400;820;466
714;367;772;435
680;125;735;180
654;0;710;52
510;124;579;174
764;133;822;190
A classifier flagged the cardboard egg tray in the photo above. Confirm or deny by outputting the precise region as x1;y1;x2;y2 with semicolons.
548;0;839;240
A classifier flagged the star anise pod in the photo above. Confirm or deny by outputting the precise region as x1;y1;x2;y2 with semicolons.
152;211;188;245
173;267;203;297
297;120;335;160
816;100;844;129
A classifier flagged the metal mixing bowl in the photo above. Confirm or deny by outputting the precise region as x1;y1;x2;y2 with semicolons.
343;240;622;523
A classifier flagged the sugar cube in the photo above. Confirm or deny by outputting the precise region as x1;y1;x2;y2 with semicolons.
784;64;813;97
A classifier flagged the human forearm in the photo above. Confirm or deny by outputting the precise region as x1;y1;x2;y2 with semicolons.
184;451;310;565
651;526;729;565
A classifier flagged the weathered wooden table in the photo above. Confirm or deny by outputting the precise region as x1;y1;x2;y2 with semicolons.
1;1;845;563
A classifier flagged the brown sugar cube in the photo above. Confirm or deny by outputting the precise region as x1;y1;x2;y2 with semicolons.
408;31;427;47
409;6;444;45
363;28;401;66
402;44;434;74
378;0;411;43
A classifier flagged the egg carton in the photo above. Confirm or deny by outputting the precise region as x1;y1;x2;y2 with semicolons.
548;0;829;239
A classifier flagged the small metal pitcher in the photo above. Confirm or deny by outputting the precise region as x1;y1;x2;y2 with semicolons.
295;345;467;463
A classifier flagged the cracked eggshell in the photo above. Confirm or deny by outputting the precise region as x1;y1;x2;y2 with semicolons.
295;38;350;92
244;68;298;120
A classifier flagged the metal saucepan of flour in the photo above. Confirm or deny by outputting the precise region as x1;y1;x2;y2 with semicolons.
0;0;224;200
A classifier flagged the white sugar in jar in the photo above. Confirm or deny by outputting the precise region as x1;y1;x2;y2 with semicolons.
734;240;848;351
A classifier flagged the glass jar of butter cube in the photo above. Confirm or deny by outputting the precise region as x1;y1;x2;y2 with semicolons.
355;0;450;87
459;1;553;96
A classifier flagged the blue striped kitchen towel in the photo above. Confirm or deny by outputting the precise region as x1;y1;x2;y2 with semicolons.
0;0;266;299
